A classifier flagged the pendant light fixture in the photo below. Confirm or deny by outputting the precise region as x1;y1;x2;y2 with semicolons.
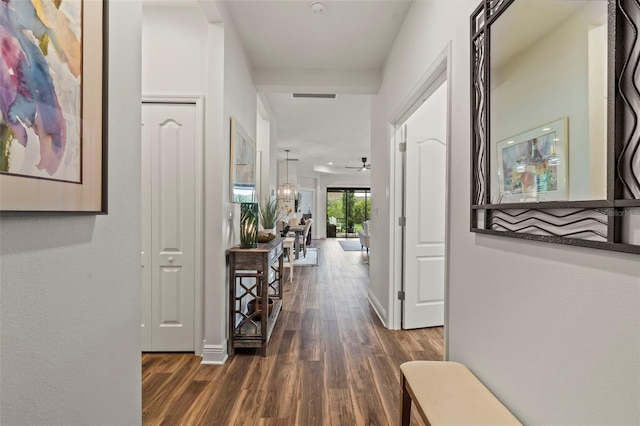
277;150;296;202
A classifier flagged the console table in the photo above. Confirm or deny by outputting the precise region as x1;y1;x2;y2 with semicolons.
227;237;284;357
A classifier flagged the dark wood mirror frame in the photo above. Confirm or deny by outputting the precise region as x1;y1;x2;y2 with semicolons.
470;0;640;254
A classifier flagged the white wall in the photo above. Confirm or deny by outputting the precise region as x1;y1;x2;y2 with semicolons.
298;189;313;213
203;4;258;363
259;93;279;198
0;2;142;424
298;177;317;193
371;1;640;424
202;22;226;363
256;97;272;202
269;120;279;197
142;5;207;94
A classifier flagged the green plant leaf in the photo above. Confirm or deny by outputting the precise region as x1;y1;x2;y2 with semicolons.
258;196;285;230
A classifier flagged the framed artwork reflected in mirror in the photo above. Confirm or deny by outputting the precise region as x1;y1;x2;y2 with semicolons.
495;117;568;204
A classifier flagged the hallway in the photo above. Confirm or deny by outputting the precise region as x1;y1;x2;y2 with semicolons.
142;239;443;425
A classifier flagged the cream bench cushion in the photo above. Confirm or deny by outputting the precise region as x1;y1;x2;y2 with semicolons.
400;361;521;426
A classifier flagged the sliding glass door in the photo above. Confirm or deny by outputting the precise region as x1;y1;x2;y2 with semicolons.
326;188;371;238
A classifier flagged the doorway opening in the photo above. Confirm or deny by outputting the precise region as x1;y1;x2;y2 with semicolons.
297;189;314;219
398;80;447;330
326;188;371;239
389;44;451;349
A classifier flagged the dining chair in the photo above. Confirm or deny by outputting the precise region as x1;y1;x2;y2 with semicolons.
301;219;313;257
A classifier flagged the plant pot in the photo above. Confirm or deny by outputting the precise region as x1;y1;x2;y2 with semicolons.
247;298;274;318
240;202;259;248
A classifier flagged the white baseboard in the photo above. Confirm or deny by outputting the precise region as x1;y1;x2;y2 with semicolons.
200;341;228;365
368;289;388;328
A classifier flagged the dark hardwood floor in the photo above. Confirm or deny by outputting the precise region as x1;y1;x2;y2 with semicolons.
142;238;443;425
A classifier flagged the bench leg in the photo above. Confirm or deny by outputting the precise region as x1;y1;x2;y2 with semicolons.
401;375;411;426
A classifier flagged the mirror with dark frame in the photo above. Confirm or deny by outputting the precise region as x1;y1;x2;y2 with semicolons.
470;0;640;255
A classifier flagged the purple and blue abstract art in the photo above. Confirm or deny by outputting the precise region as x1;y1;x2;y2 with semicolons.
0;0;82;182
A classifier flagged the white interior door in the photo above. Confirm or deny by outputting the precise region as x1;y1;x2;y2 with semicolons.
141;103;196;351
403;81;447;329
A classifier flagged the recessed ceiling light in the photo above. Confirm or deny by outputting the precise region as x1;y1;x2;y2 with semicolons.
542;127;551;131
329;162;333;165
507;141;514;144
310;2;326;15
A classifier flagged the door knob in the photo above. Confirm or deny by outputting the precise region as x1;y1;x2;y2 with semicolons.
168;257;175;263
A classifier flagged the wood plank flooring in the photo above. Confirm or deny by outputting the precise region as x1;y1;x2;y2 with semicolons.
142;238;444;426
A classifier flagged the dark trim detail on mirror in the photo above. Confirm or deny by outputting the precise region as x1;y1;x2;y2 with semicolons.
617;0;640;201
470;0;639;254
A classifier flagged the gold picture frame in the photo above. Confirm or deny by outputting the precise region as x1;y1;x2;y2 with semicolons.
0;0;108;213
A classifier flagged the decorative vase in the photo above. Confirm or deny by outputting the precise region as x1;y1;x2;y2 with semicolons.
257;231;277;243
240;202;258;248
247;297;274;318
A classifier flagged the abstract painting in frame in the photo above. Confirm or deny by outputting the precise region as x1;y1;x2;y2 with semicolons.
230;117;256;203
496;117;568;203
0;0;107;213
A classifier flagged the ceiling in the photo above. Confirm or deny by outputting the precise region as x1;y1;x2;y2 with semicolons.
224;0;413;174
226;1;412;70
265;93;371;171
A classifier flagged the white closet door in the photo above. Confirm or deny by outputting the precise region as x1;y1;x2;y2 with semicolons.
142;103;196;351
403;81;447;329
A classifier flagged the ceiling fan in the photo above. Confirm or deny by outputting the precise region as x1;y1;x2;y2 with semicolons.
345;157;371;171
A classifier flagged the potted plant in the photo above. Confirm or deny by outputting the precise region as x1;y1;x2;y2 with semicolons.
258;196;285;242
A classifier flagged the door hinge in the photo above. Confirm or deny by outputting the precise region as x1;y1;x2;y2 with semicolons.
399;142;407;152
398;217;406;227
398;290;405;300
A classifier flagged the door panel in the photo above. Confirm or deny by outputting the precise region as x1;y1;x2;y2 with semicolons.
403;81;447;329
159;267;182;325
417;257;445;302
158;124;182;252
142;104;196;351
418;141;446;243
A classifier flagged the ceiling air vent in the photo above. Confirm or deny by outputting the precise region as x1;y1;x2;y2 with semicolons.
292;93;336;99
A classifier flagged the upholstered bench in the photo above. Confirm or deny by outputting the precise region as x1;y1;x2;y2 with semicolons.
400;361;521;426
